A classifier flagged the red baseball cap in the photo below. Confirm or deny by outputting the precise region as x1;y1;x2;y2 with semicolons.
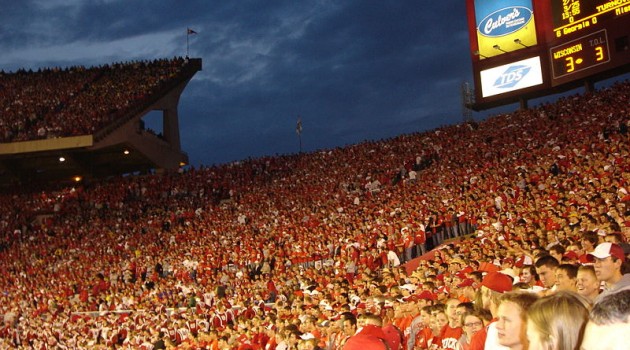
457;278;475;288
480;272;513;293
416;290;437;301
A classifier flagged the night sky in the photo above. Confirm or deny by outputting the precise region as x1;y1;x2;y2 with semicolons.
0;1;624;166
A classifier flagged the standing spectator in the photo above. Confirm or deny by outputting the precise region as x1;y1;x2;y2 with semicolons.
548;245;565;264
387;248;401;268
336;313;357;350
587;242;630;303
581;290;630;350
534;256;559;294
525;291;590;350
554;264;578;292
439;298;463;350
604;233;630;254
475;271;514;350
414;223;427;258
579;231;600;262
519;265;539;289
576;265;601;303
458;310;491;350
495;292;539;350
402;227;415;262
343;314;388;350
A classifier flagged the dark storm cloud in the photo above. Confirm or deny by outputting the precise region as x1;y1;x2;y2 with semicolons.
0;0;477;166
177;1;475;164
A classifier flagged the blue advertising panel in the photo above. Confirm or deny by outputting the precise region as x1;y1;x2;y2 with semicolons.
475;0;538;58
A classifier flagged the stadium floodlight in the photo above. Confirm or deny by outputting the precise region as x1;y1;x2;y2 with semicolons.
514;38;529;48
59;156;66;162
493;45;508;53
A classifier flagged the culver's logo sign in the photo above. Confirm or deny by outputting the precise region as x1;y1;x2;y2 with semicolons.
493;65;531;89
478;6;532;37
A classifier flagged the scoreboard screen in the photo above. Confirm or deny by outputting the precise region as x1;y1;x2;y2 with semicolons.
547;0;630;86
552;0;630;39
467;0;630;109
550;29;610;80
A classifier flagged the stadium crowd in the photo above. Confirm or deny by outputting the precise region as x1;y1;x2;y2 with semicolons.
0;57;190;142
0;66;629;349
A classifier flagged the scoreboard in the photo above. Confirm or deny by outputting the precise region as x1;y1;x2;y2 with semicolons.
550;29;610;82
467;0;630;109
551;0;629;38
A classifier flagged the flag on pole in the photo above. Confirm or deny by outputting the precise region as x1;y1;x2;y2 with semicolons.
186;28;198;58
296;117;303;135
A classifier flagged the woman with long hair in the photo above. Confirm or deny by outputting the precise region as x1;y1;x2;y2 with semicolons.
525;291;591;350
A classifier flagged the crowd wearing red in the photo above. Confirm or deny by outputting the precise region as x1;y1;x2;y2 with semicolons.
0;73;629;349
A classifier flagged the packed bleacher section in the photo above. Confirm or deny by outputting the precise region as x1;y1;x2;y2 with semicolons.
0;77;628;349
0;57;190;142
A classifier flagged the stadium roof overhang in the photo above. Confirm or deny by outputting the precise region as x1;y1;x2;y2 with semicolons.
0;139;174;187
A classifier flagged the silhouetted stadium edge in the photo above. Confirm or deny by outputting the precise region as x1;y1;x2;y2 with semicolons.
0;58;201;187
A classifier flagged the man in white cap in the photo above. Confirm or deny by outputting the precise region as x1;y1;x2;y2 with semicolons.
586;242;630;303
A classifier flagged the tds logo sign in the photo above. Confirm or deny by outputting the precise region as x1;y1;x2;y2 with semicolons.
480;57;543;98
493;65;531;89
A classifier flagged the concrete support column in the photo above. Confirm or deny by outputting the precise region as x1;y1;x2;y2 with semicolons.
163;106;181;151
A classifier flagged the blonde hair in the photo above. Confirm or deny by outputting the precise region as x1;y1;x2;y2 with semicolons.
526;291;591;350
498;291;539;321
